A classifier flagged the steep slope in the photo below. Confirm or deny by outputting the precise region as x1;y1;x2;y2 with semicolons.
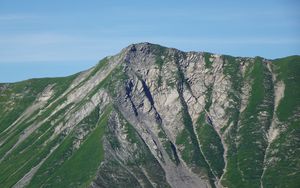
0;43;299;188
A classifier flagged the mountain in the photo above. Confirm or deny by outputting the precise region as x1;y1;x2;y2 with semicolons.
0;43;299;188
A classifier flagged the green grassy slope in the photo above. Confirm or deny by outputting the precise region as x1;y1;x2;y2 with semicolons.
262;56;300;188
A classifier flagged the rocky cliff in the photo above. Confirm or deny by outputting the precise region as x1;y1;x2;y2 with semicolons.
0;43;299;188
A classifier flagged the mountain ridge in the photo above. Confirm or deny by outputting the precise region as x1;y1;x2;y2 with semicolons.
0;42;299;188
2;42;299;84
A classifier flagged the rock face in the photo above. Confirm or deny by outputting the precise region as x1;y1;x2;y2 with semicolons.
0;43;299;188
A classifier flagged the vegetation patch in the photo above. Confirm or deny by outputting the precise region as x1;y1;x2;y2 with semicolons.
196;112;225;178
29;107;111;188
204;52;213;69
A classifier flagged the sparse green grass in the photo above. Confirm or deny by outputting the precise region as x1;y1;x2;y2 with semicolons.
196;112;225;178
220;55;244;187
273;56;300;121
89;64;127;98
0;78;52;132
0;101;72;162
223;57;274;188
220;55;242;134
262;120;300;188
123;121;140;144
235;57;267;187
204;52;213;68
155;56;164;70
0;74;76;141
205;85;213;111
157;129;179;165
176;128;193;162
261;56;300;188
166;78;176;89
155;52;165;87
28;107;111;188
0;102;77;187
42;116;106;188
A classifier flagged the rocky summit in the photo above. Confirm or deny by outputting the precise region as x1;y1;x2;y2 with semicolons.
0;43;299;188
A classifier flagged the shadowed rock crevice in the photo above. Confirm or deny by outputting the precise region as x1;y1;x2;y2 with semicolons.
140;79;162;124
125;80;138;116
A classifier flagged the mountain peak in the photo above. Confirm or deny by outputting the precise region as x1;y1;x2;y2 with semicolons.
121;42;168;55
0;43;299;188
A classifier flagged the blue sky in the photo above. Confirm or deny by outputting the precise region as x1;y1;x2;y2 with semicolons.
0;0;299;82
